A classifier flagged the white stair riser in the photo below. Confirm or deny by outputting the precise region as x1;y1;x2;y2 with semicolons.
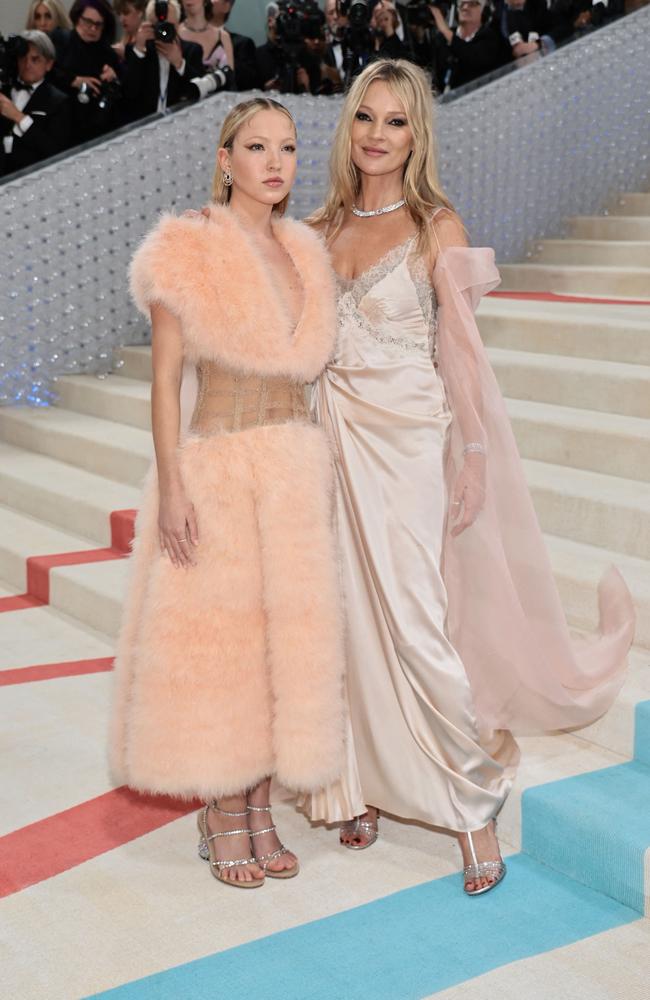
530;485;650;561
608;194;650;216
478;314;650;365
56;379;151;431
0;546;27;591
114;348;152;382
49;571;123;638
0;474;111;546
510;414;650;481
0;416;150;487
534;240;650;268
498;264;650;298
491;357;650;419
568;216;650;240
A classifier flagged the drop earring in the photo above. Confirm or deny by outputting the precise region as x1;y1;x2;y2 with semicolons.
223;168;233;187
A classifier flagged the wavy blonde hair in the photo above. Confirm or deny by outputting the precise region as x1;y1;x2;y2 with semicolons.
26;0;72;30
310;60;454;252
211;98;296;216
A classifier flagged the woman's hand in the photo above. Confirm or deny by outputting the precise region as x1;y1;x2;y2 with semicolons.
158;486;199;567
450;454;486;537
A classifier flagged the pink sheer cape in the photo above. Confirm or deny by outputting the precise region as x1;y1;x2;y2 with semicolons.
435;246;635;735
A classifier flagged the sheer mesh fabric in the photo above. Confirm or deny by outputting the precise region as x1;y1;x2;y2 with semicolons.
190;363;309;435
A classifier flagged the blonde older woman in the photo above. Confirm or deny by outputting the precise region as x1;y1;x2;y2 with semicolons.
301;58;634;895
25;0;72;33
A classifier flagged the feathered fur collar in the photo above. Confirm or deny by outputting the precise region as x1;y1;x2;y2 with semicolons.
129;204;337;381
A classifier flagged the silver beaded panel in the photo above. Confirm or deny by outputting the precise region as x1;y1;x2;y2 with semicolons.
1;8;648;406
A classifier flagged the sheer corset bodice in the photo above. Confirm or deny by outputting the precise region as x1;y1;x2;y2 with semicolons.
189;361;309;436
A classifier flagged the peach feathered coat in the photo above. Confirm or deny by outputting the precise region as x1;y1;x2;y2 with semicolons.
109;206;345;800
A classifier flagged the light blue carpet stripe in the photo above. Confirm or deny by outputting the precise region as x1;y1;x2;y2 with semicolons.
523;759;650;913
89;854;637;1000
634;699;650;767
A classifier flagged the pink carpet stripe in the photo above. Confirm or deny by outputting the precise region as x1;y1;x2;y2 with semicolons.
0;788;200;898
0;656;114;687
0;507;137;614
0;593;44;612
489;291;650;305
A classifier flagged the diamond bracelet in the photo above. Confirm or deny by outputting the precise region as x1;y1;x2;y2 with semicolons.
463;442;487;456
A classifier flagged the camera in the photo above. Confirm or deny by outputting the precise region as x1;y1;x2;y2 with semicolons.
77;77;122;111
405;0;435;27
276;1;324;44
188;64;234;100
153;0;177;43
336;1;372;87
0;33;29;88
339;0;370;27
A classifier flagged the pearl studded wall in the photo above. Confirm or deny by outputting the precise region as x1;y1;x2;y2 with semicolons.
1;8;648;406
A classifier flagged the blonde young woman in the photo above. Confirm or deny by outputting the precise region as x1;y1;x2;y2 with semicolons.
25;0;72;33
110;98;345;889
302;59;634;895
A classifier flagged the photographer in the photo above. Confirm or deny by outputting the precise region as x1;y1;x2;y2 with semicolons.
430;0;510;91
370;1;409;56
113;0;146;64
52;0;122;144
0;30;70;176
256;2;322;95
121;0;205;123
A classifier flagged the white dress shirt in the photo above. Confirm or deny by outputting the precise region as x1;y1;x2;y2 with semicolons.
3;78;42;155
133;46;186;113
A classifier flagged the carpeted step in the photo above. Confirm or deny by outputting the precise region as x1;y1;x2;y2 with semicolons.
608;192;650;216
0;442;139;546
522;703;650;914
114;346;152;382
497;263;650;298
55;375;150;431
506;399;650;481
568;215;650;241
0;505;97;593
544;533;650;648
478;299;650;365
49;559;128;638
488;348;650;418
523;460;650;559
0;406;151;487
534;239;650;268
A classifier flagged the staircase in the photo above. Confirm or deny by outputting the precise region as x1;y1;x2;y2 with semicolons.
1;192;649;914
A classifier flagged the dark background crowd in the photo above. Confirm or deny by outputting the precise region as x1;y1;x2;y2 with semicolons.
0;0;635;178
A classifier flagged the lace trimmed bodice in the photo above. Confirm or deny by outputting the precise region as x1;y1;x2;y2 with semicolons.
334;235;438;366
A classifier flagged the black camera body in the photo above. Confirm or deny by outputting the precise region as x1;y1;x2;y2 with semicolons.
405;0;436;27
0;33;29;89
276;0;324;44
153;0;177;43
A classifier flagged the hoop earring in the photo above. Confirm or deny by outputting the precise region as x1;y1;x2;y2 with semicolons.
223;169;233;187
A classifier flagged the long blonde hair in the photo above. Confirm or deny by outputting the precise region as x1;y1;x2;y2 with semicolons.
25;0;72;30
310;60;454;252
211;98;296;216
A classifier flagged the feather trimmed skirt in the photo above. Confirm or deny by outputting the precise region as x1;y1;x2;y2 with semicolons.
109;421;345;801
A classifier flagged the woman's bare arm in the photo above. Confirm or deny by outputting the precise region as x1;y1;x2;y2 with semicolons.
150;302;198;567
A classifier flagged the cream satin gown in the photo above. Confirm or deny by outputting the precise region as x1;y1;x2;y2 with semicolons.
304;236;519;834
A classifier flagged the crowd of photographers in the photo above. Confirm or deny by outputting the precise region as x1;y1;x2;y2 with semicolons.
0;0;629;177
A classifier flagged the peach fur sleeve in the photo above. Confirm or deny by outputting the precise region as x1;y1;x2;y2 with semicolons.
433;225;635;735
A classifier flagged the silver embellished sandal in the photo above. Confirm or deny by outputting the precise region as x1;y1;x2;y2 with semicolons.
462;823;506;896
340;810;379;850
197;802;265;888
247;804;300;879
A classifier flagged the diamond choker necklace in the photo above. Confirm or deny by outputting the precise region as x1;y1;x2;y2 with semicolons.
352;199;406;218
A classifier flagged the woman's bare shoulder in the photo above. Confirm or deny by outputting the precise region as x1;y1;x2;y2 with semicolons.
430;207;469;251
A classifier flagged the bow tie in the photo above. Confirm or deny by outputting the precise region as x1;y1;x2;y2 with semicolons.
15;80;35;93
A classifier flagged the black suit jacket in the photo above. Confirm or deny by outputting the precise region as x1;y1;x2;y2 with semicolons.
230;32;258;92
121;39;205;123
0;80;71;176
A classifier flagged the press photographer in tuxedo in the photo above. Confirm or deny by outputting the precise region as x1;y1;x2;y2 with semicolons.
121;0;205;124
0;31;71;177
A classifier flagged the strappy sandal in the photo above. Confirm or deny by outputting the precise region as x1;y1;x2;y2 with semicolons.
462;822;506;896
197;802;265;889
247;804;300;879
339;810;379;850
